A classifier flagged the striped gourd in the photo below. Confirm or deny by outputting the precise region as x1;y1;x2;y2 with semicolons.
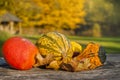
36;32;73;61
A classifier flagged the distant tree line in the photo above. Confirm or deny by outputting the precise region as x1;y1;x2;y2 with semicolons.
0;0;119;37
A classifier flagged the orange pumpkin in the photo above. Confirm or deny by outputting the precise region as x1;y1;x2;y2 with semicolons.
2;37;38;70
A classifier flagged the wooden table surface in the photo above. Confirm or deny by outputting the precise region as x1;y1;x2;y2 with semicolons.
0;54;120;80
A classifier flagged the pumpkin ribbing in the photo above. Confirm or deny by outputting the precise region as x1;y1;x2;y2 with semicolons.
36;32;72;60
34;32;73;69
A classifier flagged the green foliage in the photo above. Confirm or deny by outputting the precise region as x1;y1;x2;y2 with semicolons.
85;0;114;23
0;31;11;41
0;31;12;56
83;0;117;37
109;0;120;34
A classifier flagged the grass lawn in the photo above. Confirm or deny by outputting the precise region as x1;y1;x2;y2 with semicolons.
68;36;120;53
23;34;120;54
0;34;120;57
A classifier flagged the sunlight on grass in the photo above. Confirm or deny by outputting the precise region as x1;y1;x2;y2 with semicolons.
69;36;120;53
0;34;119;57
22;35;120;53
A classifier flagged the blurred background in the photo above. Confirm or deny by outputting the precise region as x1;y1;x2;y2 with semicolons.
0;0;120;56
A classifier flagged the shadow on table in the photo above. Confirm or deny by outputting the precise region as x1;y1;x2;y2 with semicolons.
0;57;119;71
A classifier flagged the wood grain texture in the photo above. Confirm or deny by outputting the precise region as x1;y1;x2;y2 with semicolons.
0;54;120;80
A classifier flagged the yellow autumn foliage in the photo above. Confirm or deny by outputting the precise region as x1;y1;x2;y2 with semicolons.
33;0;86;30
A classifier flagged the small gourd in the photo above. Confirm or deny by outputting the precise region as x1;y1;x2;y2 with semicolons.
70;41;82;57
61;42;106;71
34;32;73;70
